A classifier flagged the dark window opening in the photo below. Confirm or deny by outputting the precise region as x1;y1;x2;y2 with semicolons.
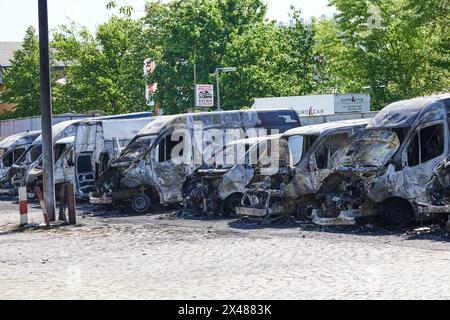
67;150;75;167
407;133;420;167
421;124;444;163
54;144;67;163
2;147;26;167
315;146;328;170
407;123;444;167
392;127;409;144
30;146;42;163
97;152;110;176
157;134;184;163
77;154;93;174
2;152;13;167
13;148;25;163
314;133;348;170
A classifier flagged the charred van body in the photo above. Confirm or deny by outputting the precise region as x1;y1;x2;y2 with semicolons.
312;94;450;227
235;119;370;219
182;135;282;216
10;113;153;197
9;120;80;193
0;131;40;193
91;110;302;213
23;116;154;198
74;117;153;199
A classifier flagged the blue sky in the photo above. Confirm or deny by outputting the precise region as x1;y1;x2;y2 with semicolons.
0;0;336;41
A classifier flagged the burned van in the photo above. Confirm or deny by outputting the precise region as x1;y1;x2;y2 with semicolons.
183;134;282;216
10;120;80;191
0;131;40;193
312;94;450;227
21;117;154;198
74;117;153;198
235;119;370;219
25;136;76;194
90;109;301;213
9;113;153;194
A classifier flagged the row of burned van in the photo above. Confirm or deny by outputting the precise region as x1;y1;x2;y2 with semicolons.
0;109;308;200
207;94;450;228
2;94;449;229
0;112;154;197
185;94;450;228
0;107;370;209
89;93;449;229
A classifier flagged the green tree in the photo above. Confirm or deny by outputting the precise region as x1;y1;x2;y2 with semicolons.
0;27;48;119
220;8;321;109
149;0;267;114
220;22;288;109
52;15;159;115
314;0;450;109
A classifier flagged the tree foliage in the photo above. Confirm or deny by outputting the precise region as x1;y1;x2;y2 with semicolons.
0;0;448;118
149;0;268;113
0;27;45;119
52;16;159;115
221;8;321;109
314;0;450;108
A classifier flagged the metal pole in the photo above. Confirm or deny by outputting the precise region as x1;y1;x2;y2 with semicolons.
216;68;221;111
38;0;56;222
193;62;197;109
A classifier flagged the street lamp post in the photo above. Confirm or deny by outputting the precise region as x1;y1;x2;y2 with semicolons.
215;67;236;111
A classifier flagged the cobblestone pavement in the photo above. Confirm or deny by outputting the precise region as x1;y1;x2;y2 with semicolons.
0;197;449;300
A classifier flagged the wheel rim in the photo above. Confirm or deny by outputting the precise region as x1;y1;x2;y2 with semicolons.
133;196;148;211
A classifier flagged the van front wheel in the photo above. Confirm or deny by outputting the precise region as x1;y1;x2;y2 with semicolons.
222;193;244;217
131;194;151;214
381;200;412;227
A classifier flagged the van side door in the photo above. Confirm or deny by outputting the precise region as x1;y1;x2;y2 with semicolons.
402;121;447;202
1;148;25;178
309;132;350;191
55;145;75;185
150;130;191;203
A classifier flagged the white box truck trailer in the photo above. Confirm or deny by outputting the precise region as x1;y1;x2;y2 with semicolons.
252;94;372;117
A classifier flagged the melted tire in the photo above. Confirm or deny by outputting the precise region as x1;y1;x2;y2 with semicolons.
222;193;244;218
381;200;412;228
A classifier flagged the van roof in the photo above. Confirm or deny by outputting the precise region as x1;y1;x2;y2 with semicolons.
82;112;153;121
76;112;155;124
137;109;299;136
34;113;155;144
33;119;82;145
55;136;75;145
226;134;283;147
0;130;41;149
282;118;371;137
368;93;450;128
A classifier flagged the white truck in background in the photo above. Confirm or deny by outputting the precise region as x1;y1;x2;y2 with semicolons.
252;94;373;122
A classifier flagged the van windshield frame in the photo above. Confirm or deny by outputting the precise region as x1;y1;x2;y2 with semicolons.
115;134;157;163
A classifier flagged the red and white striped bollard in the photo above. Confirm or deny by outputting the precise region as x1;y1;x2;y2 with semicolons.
19;187;28;226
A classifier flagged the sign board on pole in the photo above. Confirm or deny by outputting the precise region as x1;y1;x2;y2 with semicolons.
195;84;214;107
